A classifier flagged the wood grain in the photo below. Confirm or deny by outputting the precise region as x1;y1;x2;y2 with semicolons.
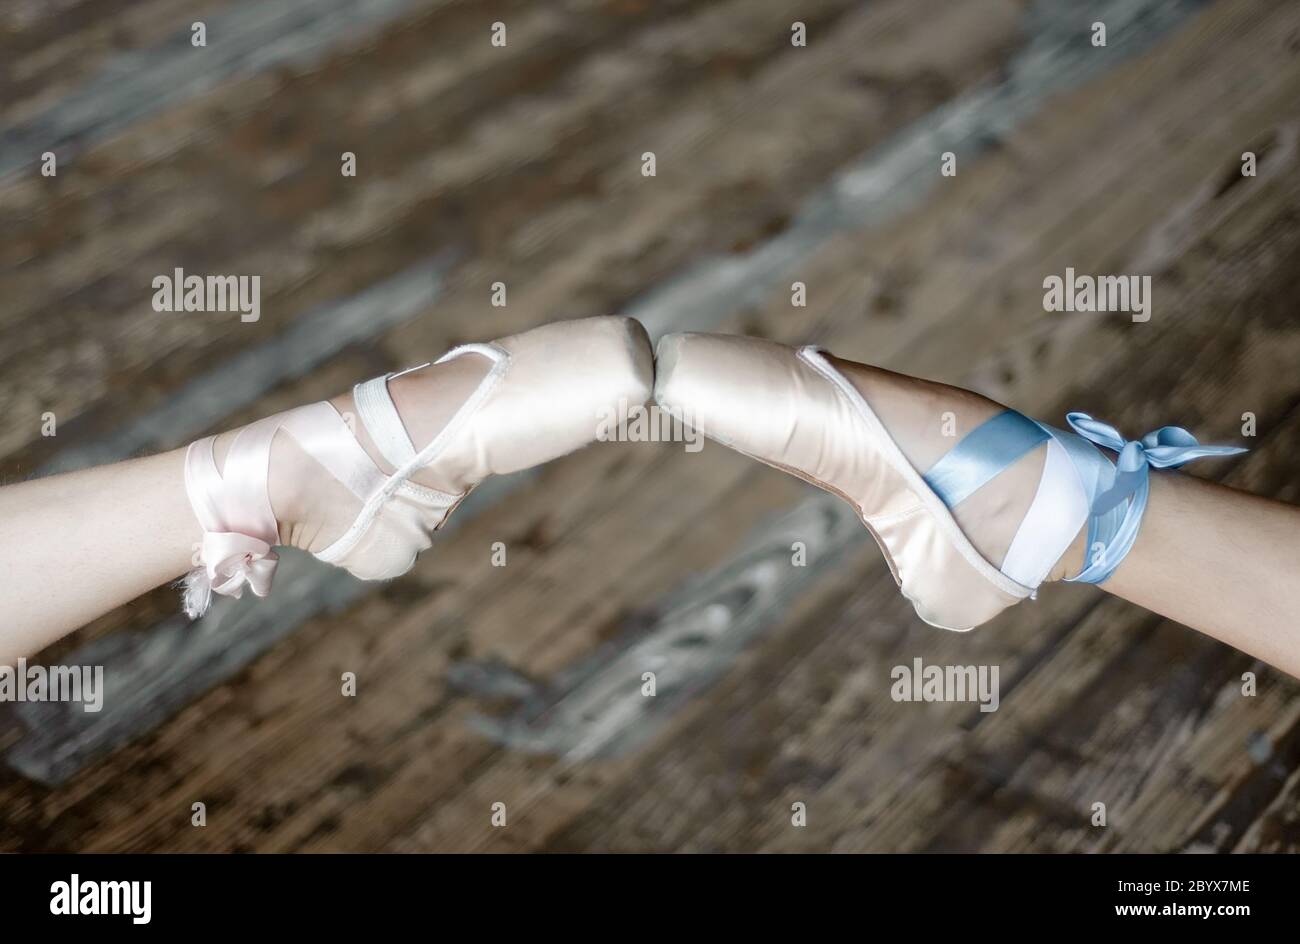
1;0;1297;852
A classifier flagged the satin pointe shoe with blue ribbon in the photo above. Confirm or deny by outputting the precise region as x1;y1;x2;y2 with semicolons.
181;316;654;618
653;331;1246;631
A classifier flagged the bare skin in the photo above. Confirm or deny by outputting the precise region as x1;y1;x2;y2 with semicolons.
1103;471;1300;676
0;446;200;662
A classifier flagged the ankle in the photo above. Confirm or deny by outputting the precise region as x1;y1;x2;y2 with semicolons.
1047;526;1087;582
832;357;1089;586
830;358;1002;469
210;425;356;553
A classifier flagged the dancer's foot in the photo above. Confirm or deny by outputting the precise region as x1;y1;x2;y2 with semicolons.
818;354;1089;584
184;316;654;616
653;332;1243;630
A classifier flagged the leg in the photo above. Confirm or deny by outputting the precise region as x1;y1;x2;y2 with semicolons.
655;332;1282;671
819;358;1291;667
1103;472;1300;678
0;449;200;663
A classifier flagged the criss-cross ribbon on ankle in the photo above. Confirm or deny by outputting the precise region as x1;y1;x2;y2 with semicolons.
1063;413;1247;584
917;406;1246;592
182;347;510;619
182;405;356;618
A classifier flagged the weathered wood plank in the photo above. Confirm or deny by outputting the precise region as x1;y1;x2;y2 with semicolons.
0;0;443;179
2;0;1298;854
0;0;997;461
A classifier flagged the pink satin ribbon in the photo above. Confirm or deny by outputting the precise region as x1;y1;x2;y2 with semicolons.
183;421;286;617
201;531;278;599
182;404;386;617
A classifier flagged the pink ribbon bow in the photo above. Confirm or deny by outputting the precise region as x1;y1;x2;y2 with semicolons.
182;532;279;619
203;531;279;598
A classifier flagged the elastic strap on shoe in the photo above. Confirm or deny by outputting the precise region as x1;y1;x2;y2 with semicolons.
312;344;510;567
998;432;1092;588
352;366;426;470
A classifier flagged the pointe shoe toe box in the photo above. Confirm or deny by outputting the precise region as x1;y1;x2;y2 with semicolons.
655;332;818;461
467;315;654;478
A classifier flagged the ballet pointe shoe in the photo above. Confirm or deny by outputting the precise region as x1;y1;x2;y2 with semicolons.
181;316;653;617
654;332;1245;631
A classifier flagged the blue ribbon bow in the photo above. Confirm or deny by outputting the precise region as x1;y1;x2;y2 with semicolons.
1063;412;1246;584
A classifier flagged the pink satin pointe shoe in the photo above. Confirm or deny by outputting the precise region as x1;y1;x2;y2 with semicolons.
181;316;654;617
653;332;1245;631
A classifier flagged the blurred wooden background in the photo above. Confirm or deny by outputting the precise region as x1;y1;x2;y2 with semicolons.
2;0;1299;852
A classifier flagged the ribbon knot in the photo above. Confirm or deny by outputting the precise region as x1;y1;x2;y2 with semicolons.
204;531;279;597
1064;412;1246;583
182;532;279;618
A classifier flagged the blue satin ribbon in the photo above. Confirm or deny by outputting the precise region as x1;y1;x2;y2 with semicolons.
923;410;1048;509
1063;412;1247;584
923;408;1246;589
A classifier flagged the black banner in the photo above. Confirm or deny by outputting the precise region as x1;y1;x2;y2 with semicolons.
0;853;1285;931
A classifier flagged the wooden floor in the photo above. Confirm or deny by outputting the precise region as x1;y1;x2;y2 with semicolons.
2;0;1299;852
